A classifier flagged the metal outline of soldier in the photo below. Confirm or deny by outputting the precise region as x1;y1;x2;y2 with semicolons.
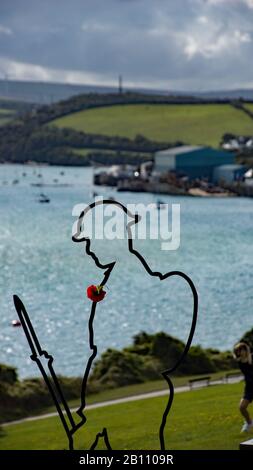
13;198;198;450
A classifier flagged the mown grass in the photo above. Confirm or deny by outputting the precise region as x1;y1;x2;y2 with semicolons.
1;382;249;450
51;104;253;148
16;369;240;417
64;369;240;411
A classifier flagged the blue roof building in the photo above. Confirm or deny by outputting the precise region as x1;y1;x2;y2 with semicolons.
154;145;236;181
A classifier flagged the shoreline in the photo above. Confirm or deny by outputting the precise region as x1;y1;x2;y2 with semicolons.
0;162;250;197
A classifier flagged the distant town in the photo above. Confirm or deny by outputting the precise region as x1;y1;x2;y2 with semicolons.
1;80;253;197
94;145;253;197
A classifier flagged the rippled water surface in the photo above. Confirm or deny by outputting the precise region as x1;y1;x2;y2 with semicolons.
0;164;252;377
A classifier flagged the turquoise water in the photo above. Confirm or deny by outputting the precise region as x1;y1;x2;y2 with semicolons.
0;164;252;378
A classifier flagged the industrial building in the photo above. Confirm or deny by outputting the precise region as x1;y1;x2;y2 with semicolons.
154;146;236;182
213;164;246;184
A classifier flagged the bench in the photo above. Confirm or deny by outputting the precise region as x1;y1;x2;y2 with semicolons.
240;438;253;450
224;372;243;384
188;376;211;390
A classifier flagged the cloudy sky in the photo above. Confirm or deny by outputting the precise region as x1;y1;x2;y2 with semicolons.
0;0;253;91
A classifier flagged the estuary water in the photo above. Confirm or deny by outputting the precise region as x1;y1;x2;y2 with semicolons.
0;164;252;378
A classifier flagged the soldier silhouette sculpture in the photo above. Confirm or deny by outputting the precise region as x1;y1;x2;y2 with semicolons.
13;199;198;450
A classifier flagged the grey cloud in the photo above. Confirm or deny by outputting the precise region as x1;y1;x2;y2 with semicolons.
0;0;253;90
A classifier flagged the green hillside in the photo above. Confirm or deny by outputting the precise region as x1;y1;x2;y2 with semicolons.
0;108;15;126
0;118;11;126
244;103;253;114
0;382;246;450
0;98;33;127
51;103;253;148
0;108;14;114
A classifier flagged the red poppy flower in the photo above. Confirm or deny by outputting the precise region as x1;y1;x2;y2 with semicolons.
87;285;106;302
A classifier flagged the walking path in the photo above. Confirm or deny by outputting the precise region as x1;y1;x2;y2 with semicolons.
2;375;242;428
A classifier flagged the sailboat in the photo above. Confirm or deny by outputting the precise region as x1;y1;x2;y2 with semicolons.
38;193;50;203
31;167;50;203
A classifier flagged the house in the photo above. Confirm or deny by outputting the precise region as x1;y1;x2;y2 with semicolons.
244;168;253;186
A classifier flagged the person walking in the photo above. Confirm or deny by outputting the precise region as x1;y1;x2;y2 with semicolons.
233;342;253;433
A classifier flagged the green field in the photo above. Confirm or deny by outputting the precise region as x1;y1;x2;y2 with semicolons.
0;108;15;114
0;118;12;126
44;370;235;414
71;147;99;157
70;148;152;161
0;108;15;126
51;104;253;148
71;147;124;157
244;103;253;114
1;382;250;450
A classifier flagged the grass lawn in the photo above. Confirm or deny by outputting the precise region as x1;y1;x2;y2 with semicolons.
51;104;253;148
0;382;249;450
67;370;239;410
24;370;239;416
